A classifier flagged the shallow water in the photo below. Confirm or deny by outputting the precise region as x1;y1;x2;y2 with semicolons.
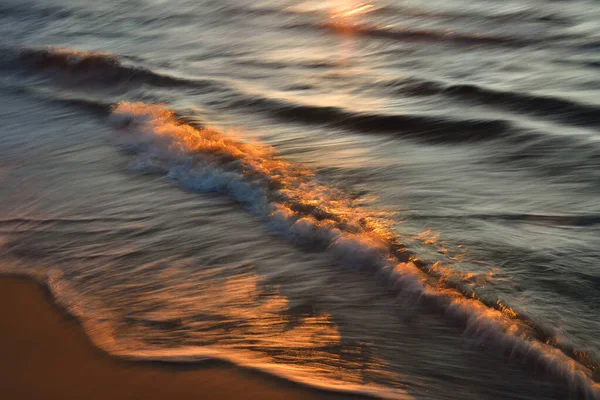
1;0;599;398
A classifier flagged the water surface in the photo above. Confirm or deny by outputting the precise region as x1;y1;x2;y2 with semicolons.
1;0;599;398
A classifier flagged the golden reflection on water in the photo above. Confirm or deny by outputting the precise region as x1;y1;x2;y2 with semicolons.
86;262;405;389
328;0;375;21
113;102;395;252
325;1;376;70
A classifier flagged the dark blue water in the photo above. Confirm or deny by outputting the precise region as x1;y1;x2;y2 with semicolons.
1;0;599;398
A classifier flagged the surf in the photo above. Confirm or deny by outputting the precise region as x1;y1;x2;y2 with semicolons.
106;101;600;399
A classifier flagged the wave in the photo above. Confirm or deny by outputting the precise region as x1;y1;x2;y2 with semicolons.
586;61;600;69
0;46;226;92
106;101;599;398
43;94;114;115
2;45;569;147
370;5;573;26
405;213;600;227
578;40;600;53
1;82;115;117
6;47;512;143
8;45;598;171
0;216;145;227
228;96;513;143
0;2;79;21
11;47;597;159
220;3;572;29
491;133;600;185
382;77;600;129
314;21;540;48
444;84;600;128
221;1;573;25
9;46;598;136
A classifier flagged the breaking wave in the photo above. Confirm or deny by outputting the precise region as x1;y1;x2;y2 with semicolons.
107;101;600;398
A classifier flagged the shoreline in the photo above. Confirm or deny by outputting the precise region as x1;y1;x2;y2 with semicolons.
0;275;363;400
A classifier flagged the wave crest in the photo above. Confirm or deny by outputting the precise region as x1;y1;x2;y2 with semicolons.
2;46;223;91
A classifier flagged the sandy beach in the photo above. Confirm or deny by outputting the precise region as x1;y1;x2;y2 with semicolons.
0;276;355;400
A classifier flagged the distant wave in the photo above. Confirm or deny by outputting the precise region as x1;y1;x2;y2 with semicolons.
10;46;597;136
19;46;600;148
586;61;600;69
0;82;114;116
6;47;516;143
107;101;600;398
383;78;600;128
11;45;597;182
369;5;573;26
444;83;600;128
6;45;598;182
8;45;598;168
578;40;600;53
0;46;509;144
0;46;226;92
314;22;541;48
0;2;80;21
44;94;114;115
405;213;600;227
220;3;572;28
0;216;144;226
228;96;513;143
491;133;600;186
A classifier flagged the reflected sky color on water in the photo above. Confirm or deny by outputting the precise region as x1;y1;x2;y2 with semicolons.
0;0;599;398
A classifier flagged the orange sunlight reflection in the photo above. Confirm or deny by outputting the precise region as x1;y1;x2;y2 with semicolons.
78;260;408;392
112;102;395;254
329;0;375;21
325;1;376;68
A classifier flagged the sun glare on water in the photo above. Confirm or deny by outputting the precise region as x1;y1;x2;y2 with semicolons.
329;0;375;21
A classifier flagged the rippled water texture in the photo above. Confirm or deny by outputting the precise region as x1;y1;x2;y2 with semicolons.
1;0;599;399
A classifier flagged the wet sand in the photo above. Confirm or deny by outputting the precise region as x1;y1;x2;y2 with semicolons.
0;276;355;400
